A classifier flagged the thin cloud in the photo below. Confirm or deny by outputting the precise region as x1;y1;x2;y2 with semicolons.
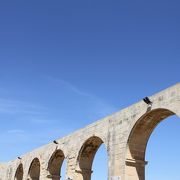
0;127;71;144
0;98;47;115
26;116;63;125
46;76;93;97
7;129;25;134
46;76;117;117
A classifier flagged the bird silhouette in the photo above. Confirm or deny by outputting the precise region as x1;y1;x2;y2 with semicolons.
53;140;58;144
143;97;152;105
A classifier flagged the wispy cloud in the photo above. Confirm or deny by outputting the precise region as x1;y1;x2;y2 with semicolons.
46;76;117;117
0;126;70;145
0;98;47;115
7;129;25;134
47;76;94;97
0;76;117;162
0;126;73;161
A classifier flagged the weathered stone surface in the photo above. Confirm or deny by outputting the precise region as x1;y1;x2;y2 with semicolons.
0;83;179;180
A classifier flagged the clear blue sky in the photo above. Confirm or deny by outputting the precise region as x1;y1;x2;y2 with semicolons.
0;0;179;179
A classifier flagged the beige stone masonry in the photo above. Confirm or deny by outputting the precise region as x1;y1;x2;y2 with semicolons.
0;83;179;180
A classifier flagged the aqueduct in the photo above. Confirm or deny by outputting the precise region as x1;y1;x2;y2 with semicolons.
0;83;179;180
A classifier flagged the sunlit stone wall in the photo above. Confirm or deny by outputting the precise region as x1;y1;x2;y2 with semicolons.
0;83;179;180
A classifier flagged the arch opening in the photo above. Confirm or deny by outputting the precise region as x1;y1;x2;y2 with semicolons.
91;143;108;180
125;108;175;180
28;158;40;180
47;149;65;180
146;115;180;180
14;164;23;180
76;136;107;180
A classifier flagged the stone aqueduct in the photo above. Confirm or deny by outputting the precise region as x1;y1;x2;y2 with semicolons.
0;83;179;180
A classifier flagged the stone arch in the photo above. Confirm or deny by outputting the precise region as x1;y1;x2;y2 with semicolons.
125;108;177;180
76;136;105;180
28;158;40;180
14;163;23;180
47;149;65;180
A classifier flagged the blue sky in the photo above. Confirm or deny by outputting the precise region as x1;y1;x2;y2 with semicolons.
0;0;179;179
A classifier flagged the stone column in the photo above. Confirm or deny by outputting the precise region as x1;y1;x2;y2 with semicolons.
46;174;61;180
125;158;148;180
75;169;93;180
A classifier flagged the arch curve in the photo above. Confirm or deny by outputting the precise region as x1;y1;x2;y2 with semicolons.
28;158;40;180
14;163;23;180
47;149;65;179
125;108;175;180
76;136;104;180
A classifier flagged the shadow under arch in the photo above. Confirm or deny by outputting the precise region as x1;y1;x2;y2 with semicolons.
125;108;176;180
28;158;40;180
14;163;23;180
76;136;105;180
47;149;65;180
